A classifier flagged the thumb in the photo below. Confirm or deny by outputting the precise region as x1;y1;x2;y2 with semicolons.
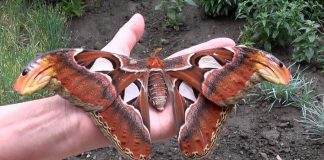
101;13;145;56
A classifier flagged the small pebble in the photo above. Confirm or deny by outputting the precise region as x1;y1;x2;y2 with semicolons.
160;38;169;45
259;152;269;160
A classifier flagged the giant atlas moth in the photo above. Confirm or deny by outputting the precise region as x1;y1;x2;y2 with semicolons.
14;46;291;159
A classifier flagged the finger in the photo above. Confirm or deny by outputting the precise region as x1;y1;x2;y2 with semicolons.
101;13;145;56
149;100;177;141
168;37;236;58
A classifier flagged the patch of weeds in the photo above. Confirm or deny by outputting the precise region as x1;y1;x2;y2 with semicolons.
59;0;85;17
258;66;316;110
155;0;196;31
199;0;238;17
299;99;324;140
0;0;67;105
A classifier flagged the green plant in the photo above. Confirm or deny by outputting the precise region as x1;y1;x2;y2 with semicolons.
303;0;324;26
237;0;302;50
0;0;67;105
59;0;84;17
299;99;324;140
199;0;238;17
155;0;196;31
237;0;323;63
292;20;322;62
258;66;316;110
315;0;324;5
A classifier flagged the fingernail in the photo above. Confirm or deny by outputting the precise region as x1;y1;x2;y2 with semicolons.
127;13;144;27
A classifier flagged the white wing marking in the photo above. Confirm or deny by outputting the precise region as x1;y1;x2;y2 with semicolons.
124;83;140;103
198;55;222;69
179;81;197;102
90;58;114;72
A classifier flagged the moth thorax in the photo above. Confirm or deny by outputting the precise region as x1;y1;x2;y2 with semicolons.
146;54;164;69
148;70;168;111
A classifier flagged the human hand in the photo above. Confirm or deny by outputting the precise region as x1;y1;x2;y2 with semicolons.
0;13;235;160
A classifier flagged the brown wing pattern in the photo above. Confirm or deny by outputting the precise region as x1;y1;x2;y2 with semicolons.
13;48;151;159
74;49;144;95
90;96;151;160
166;49;234;159
174;92;232;159
164;48;234;93
166;47;290;107
66;50;152;159
172;80;187;131
168;47;290;159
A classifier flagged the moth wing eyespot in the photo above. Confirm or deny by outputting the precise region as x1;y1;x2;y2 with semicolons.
279;62;284;68
21;68;29;76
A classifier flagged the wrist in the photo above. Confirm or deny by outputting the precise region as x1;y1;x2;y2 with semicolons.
0;96;109;159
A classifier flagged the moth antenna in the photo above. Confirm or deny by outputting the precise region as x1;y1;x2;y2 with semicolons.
152;48;162;57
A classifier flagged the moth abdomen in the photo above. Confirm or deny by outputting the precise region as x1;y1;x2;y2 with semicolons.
148;71;168;111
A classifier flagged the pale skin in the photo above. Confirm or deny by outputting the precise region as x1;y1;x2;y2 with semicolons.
0;13;235;160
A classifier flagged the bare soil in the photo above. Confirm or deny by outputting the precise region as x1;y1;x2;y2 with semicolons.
65;1;324;159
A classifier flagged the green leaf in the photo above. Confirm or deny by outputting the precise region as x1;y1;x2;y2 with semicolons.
184;0;196;6
305;48;314;62
265;27;270;37
167;11;176;20
262;20;266;27
272;30;279;39
155;3;162;10
72;10;82;17
293;34;306;43
216;4;222;14
283;22;293;36
174;25;180;31
308;34;316;43
319;46;324;52
276;21;281;29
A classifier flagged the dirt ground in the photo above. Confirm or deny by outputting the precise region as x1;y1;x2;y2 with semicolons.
65;1;324;159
